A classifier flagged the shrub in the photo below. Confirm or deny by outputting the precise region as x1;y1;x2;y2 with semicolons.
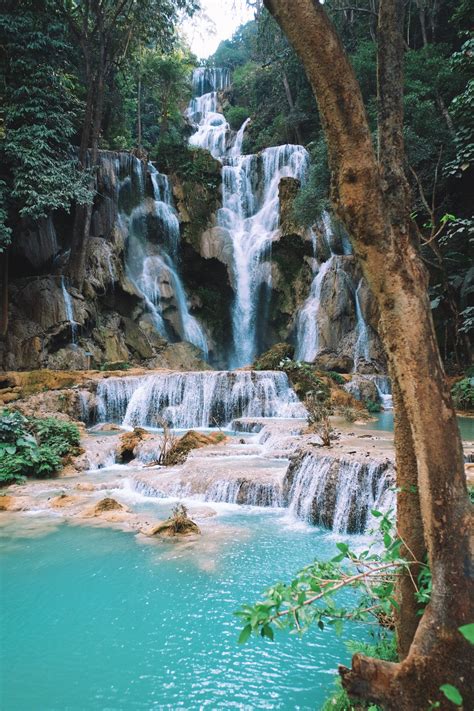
339;405;358;423
100;361;131;371
327;371;345;385
366;398;382;413
451;377;474;410
305;394;334;446
0;410;80;485
279;358;330;401
225;105;249;131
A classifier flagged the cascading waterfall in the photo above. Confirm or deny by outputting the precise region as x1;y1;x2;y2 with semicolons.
188;67;309;367
366;375;393;409
60;277;78;346
120;157;208;357
130;476;282;508
353;278;371;367
295;215;335;362
95;370;305;428
283;452;395;533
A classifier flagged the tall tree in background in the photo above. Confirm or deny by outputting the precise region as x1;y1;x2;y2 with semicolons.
263;0;472;708
0;0;91;334
60;0;197;289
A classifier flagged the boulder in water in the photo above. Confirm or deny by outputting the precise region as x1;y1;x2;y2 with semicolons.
143;504;201;538
117;427;149;462
164;430;227;466
83;497;129;517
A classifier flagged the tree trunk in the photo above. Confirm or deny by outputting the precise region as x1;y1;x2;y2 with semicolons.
263;0;473;708
137;73;142;148
0;250;8;337
392;379;425;658
282;71;303;144
67;59;106;290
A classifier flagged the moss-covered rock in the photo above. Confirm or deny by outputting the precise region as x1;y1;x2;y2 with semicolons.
254;343;295;370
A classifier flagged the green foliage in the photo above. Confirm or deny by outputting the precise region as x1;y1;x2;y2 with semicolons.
99;361;131;371
458;623;474;644
451;377;474;410
322;632;397;710
0;1;92;243
235;509;413;641
366;399;382;414
328;371;345;385
439;684;463;706
278;358;330;401
253;343;295;370
0;410;80;485
225;106;249;131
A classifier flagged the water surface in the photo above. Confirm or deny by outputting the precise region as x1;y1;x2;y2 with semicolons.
0;507;366;710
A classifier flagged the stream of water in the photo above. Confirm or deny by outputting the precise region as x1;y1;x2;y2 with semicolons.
0;506;367;710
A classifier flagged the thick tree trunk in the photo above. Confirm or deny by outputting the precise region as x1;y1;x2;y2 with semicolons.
263;0;473;707
282;71;303;144
392;379;425;658
67;62;106;290
0;250;8;337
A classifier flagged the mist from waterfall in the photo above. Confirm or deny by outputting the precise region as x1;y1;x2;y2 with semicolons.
187;67;309;367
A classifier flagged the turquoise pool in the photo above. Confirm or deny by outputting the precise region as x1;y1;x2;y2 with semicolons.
0;506;367;710
361;412;474;441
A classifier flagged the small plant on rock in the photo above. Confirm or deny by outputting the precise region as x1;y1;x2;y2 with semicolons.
366;398;382;413
305;393;334;446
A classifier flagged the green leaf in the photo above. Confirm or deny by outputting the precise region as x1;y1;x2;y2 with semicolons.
440;684;463;705
261;625;274;641
459;623;474;644
238;625;252;645
336;542;349;554
371;509;383;517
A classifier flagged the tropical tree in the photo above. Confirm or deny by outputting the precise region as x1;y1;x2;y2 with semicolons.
58;0;197;288
258;0;473;707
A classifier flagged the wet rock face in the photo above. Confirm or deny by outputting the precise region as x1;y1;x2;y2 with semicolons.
117;428;149;463
278;177;303;236
344;375;379;403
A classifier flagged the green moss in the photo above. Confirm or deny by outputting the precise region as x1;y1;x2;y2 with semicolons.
254;343;295;370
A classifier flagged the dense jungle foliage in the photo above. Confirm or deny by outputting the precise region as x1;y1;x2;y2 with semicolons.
0;410;80;484
0;0;472;366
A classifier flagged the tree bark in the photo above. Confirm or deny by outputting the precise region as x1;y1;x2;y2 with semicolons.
263;0;473;707
67;58;106;289
0;250;8;337
282;71;303;144
392;379;425;658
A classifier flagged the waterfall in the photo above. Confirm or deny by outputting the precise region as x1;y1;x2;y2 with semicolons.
204;479;282;506
120;157;208;357
354;279;371;367
366;375;393;409
60;277;78;346
131;475;282;507
295;216;336;362
95;370;305;428
283;452;395;533
187;68;309;367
